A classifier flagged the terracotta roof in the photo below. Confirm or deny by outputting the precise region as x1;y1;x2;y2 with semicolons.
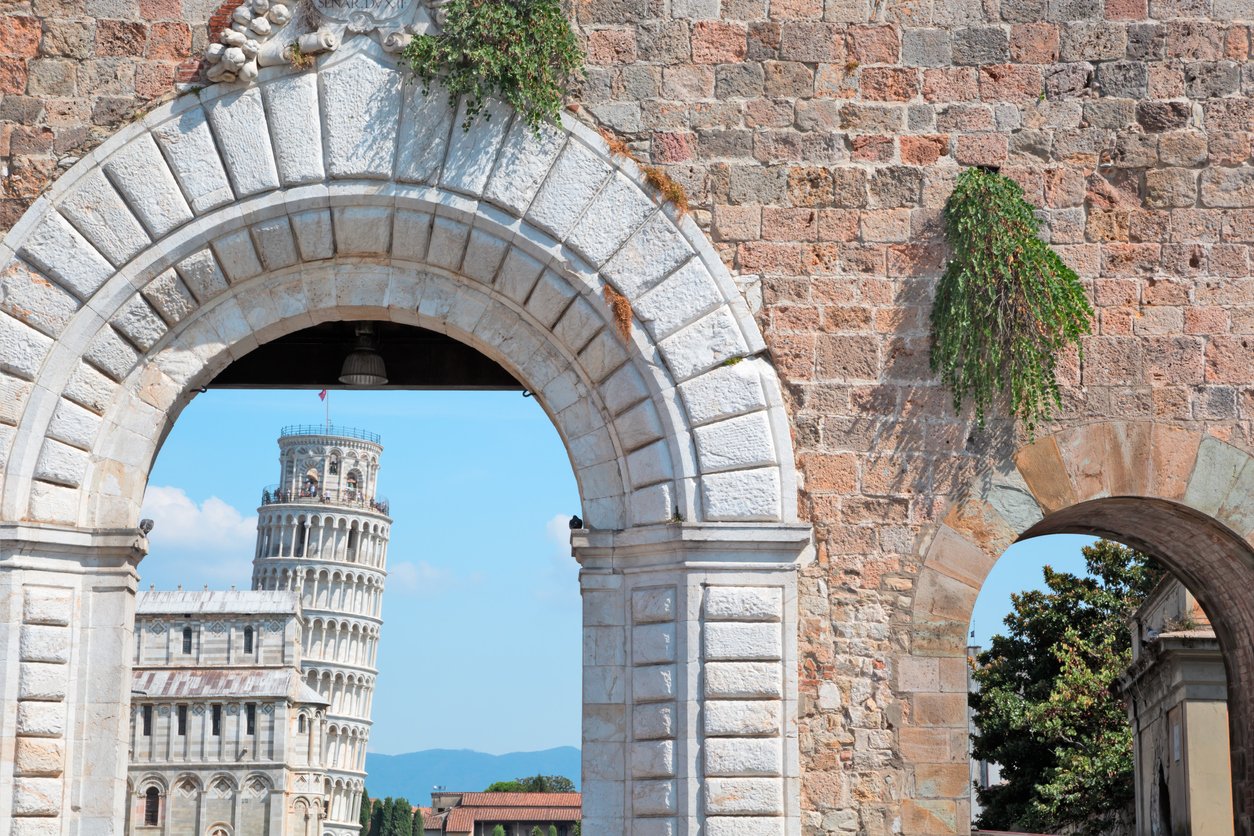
443;806;582;832
414;807;445;830
137;590;299;616
132;668;327;704
456;792;581;808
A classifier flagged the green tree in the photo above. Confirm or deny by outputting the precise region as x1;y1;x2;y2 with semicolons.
391;798;414;836
360;788;372;835
370;796;393;836
531;828;544;836
549;826;558;836
492;826;507;836
485;775;576;793
412;807;426;836
971;539;1163;834
485;780;525;792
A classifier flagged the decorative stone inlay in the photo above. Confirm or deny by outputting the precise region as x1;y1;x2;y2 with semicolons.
203;0;445;84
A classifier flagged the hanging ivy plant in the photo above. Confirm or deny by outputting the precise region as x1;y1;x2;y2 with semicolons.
402;0;583;135
929;167;1093;435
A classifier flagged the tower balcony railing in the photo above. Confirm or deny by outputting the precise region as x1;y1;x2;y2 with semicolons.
260;484;390;516
279;424;382;444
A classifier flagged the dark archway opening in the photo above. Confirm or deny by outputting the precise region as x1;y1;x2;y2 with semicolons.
209;321;523;390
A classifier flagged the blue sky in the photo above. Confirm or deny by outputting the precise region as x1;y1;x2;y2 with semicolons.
140;386;1100;754
968;533;1098;650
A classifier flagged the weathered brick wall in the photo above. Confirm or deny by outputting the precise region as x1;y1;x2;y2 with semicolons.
572;2;1253;830
2;0;1251;832
0;0;217;230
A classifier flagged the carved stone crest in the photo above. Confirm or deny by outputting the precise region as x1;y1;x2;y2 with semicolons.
312;0;417;32
204;0;441;85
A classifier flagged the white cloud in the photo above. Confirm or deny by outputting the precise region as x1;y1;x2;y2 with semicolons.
546;513;575;556
388;560;458;597
139;486;257;584
535;513;580;605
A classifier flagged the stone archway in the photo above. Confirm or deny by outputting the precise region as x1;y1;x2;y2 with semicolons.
904;422;1254;836
0;43;811;835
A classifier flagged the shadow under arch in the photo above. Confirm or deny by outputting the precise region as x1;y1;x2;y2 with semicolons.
907;423;1254;836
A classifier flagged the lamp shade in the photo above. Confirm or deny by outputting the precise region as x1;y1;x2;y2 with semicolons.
338;323;388;385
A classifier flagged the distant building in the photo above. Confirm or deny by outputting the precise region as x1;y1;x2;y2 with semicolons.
126;590;331;835
126;425;394;836
417;792;582;835
966;644;1002;821
1119;576;1232;836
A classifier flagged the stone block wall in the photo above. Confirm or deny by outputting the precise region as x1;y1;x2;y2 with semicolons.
1;0;1252;832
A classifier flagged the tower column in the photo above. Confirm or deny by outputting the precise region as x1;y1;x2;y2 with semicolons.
252;427;390;836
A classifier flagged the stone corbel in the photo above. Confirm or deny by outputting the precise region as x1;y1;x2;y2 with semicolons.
381;30;413;53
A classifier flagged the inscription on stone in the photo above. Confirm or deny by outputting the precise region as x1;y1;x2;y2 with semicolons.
312;0;415;29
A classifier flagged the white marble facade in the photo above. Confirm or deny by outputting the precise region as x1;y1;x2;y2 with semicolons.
127;591;330;836
252;427;391;836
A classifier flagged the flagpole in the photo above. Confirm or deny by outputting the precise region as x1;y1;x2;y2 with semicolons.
325;389;330;430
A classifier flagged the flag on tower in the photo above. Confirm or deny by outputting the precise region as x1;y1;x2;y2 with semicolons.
318;389;327;401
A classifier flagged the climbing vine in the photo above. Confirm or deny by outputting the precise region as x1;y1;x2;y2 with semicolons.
402;0;583;134
929;167;1093;435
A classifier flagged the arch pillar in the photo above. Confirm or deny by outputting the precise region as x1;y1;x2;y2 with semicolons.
575;523;811;835
0;523;143;832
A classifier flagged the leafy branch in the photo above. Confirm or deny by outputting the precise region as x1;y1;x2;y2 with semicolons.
930;167;1093;436
402;0;583;135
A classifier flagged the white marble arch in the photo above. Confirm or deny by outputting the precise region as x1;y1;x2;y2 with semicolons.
0;40;810;835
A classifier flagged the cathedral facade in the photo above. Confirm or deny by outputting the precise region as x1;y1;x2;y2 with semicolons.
126;426;391;836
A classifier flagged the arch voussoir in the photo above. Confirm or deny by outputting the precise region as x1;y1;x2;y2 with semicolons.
0;51;798;532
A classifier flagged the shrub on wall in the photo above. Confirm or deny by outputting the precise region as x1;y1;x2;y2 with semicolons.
403;0;583;134
929;167;1093;435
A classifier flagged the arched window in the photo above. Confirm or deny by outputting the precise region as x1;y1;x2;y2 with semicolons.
243;626;254;654
298;713;307;734
182;627;192;654
144;787;160;825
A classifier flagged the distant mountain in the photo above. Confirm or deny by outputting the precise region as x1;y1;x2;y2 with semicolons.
364;747;581;803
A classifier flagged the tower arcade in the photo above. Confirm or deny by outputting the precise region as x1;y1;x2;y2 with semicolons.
251;426;391;836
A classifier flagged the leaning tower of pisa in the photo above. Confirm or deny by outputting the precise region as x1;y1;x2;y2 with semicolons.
251;425;391;836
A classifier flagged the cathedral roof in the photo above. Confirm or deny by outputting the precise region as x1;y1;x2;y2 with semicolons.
137;589;300;616
132;668;328;705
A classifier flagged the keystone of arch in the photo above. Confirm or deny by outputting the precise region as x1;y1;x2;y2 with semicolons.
0;46;799;533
